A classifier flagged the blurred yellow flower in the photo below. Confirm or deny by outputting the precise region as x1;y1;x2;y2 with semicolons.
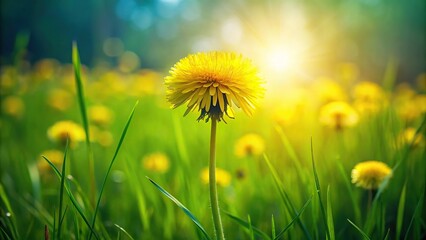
353;81;387;114
234;133;265;158
395;94;426;122
47;88;73;111
47;121;85;147
37;149;64;174
201;167;231;187
90;126;114;147
165;51;264;122
351;161;392;190
313;78;347;104
2;96;24;118
397;128;424;148
416;73;426;91
319;101;359;130
128;70;161;96
34;59;60;81
142;152;170;173
0;66;17;94
89;105;114;127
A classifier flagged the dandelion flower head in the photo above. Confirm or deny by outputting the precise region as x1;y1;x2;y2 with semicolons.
142;152;170;173
89;105;114;127
351;160;392;190
234;133;265;158
319;101;359;130
37;149;64;174
201;167;232;187
165;51;264;122
47;120;85;147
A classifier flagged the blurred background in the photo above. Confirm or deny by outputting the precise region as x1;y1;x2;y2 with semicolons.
1;0;425;84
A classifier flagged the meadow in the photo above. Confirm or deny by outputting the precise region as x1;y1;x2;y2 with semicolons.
0;44;425;240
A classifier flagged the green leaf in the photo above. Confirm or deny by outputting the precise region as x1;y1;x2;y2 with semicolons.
0;184;20;239
42;156;99;240
337;162;361;224
274;197;312;240
57;139;69;239
90;101;138;240
310;138;331;240
396;183;407;240
147;177;211;240
347;219;371;240
114;224;135;240
223;211;270;240
403;189;424;240
263;154;312;240
326;186;335;240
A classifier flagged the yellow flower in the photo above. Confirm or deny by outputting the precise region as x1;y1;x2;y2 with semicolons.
47;88;73;111
47;121;85;147
89;105;114;127
234;133;265;158
200;167;231;187
397;128;424;148
319;101;359;130
351;161;392;190
128;70;161;96
313;78;347;104
395;94;426;122
37;149;64;174
142;152;170;173
165;51;264;122
353;81;387;114
2;96;24;118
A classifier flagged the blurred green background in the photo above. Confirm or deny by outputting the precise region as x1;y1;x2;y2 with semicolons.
1;0;425;81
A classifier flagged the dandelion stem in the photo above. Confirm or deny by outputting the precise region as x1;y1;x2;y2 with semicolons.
209;119;225;240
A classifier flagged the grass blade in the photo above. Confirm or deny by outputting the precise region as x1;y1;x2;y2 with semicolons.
347;219;371;240
336;162;361;224
114;224;135;240
57;139;69;239
271;215;276;239
223;211;271;240
403;188;424;240
0;184;20;239
396;183;407;240
326;186;335;240
263;154;312;240
274;197;312;240
72;41;96;208
147;177;211;240
247;215;255;240
42;156;99;239
310;138;331;240
89;101;138;240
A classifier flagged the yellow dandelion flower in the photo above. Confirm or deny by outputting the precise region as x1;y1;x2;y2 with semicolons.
313;78;347;104
37;149;64;174
351;161;392;190
142;152;170;173
89;105;114;127
47;88;73;111
128;70;161;96
397;128;424;148
34;59;60;81
234;133;265;158
165;51;264;122
201;167;231;187
319;101;359;130
47;121;85;147
2;96;24;118
395;94;426;122
353;81;387;114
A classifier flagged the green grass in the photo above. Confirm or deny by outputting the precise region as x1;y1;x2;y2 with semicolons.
0;43;425;239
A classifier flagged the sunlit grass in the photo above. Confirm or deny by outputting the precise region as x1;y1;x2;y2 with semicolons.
0;41;425;239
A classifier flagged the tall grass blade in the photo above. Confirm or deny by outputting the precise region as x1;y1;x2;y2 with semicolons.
274;197;312;240
403;188;424;240
89;101;138;240
263;154;312;240
247;215;255;240
347;219;371;240
326;186;335;240
337;162;361;224
310;138;331;240
114;224;135;240
57;139;69;239
223;211;271;240
396;183;407;240
147;177;211;240
42;156;99;239
72;41;96;206
0;184;19;239
271;215;276;239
